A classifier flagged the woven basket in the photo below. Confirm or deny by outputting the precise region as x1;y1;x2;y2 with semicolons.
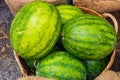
12;6;118;79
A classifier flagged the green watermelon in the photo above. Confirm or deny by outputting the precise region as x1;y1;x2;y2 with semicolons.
84;57;109;80
56;4;83;24
24;59;36;73
61;14;117;60
10;1;62;59
36;51;87;80
25;59;35;69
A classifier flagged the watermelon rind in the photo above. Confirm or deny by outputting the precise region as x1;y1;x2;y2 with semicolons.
62;14;117;60
36;51;87;80
56;4;83;24
10;1;62;59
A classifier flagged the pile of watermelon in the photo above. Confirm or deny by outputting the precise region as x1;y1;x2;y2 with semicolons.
10;1;117;80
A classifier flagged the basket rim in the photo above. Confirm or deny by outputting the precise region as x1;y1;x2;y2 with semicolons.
13;6;117;78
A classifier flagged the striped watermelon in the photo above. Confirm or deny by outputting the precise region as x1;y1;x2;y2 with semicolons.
84;57;109;80
10;1;62;59
61;14;117;60
36;51;87;80
56;4;83;24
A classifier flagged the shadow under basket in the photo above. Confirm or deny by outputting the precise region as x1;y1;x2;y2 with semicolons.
13;6;118;79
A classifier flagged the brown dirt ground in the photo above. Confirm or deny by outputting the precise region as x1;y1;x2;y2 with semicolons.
0;0;22;80
0;0;120;80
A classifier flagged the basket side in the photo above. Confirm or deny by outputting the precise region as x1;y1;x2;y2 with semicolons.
13;51;33;77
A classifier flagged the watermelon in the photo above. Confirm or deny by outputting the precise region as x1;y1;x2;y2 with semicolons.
36;51;87;80
10;1;62;59
56;4;83;24
84;57;109;80
61;14;117;60
24;59;36;73
25;59;35;69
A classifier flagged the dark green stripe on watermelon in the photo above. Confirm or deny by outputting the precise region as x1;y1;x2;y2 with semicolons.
62;14;117;60
36;51;87;80
10;1;62;59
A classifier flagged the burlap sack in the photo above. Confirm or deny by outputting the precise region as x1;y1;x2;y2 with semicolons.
5;0;68;15
17;76;50;80
17;71;120;80
5;0;120;14
73;0;120;13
